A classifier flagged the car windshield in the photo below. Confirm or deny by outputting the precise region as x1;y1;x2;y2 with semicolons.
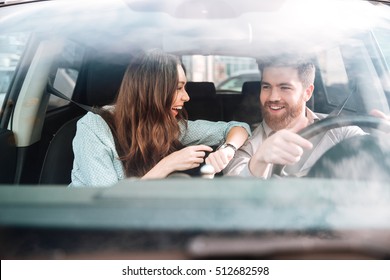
1;0;390;263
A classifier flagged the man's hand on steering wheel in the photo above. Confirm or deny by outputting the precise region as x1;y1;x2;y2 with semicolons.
249;116;313;178
274;114;390;177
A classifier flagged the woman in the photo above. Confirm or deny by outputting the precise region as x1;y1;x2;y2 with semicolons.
70;49;250;187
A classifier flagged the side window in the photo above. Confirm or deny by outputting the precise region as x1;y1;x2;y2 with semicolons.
373;27;390;94
0;32;29;109
47;41;84;110
317;46;362;113
318;37;388;114
317;47;350;106
373;27;390;65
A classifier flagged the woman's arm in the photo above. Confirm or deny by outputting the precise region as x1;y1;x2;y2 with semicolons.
142;145;213;179
143;120;252;179
223;126;250;150
179;120;251;147
179;120;251;173
69;113;123;187
205;126;250;173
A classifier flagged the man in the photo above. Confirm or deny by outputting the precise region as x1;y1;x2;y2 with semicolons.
224;58;365;178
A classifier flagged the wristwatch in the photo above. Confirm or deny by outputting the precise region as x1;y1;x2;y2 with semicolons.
218;142;237;153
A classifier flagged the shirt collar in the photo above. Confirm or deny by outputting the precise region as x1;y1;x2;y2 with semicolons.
306;107;320;123
261;121;274;138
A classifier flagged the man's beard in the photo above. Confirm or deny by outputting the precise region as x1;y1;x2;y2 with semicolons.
261;96;305;131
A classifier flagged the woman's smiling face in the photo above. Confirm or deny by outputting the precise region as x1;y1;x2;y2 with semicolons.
171;65;190;117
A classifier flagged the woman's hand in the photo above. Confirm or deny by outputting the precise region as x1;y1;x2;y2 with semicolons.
205;147;235;173
142;145;213;179
165;145;213;171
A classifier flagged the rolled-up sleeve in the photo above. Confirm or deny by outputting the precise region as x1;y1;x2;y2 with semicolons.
179;120;251;147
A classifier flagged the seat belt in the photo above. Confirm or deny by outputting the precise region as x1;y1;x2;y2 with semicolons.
46;79;101;114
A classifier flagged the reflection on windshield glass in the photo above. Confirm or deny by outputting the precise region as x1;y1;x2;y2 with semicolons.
0;32;28;106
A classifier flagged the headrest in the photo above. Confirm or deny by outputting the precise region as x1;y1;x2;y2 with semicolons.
242;81;261;95
73;53;130;107
84;61;128;107
185;82;216;98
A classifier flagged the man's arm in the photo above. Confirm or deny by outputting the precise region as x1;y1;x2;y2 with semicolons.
249;129;313;177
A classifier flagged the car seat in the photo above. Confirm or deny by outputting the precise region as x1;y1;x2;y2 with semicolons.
39;59;128;185
239;81;262;127
224;81;262;130
184;81;223;121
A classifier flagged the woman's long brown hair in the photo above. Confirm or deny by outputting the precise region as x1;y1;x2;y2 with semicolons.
101;49;186;177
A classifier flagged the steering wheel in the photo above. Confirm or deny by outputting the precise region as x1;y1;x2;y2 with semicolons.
274;115;390;177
